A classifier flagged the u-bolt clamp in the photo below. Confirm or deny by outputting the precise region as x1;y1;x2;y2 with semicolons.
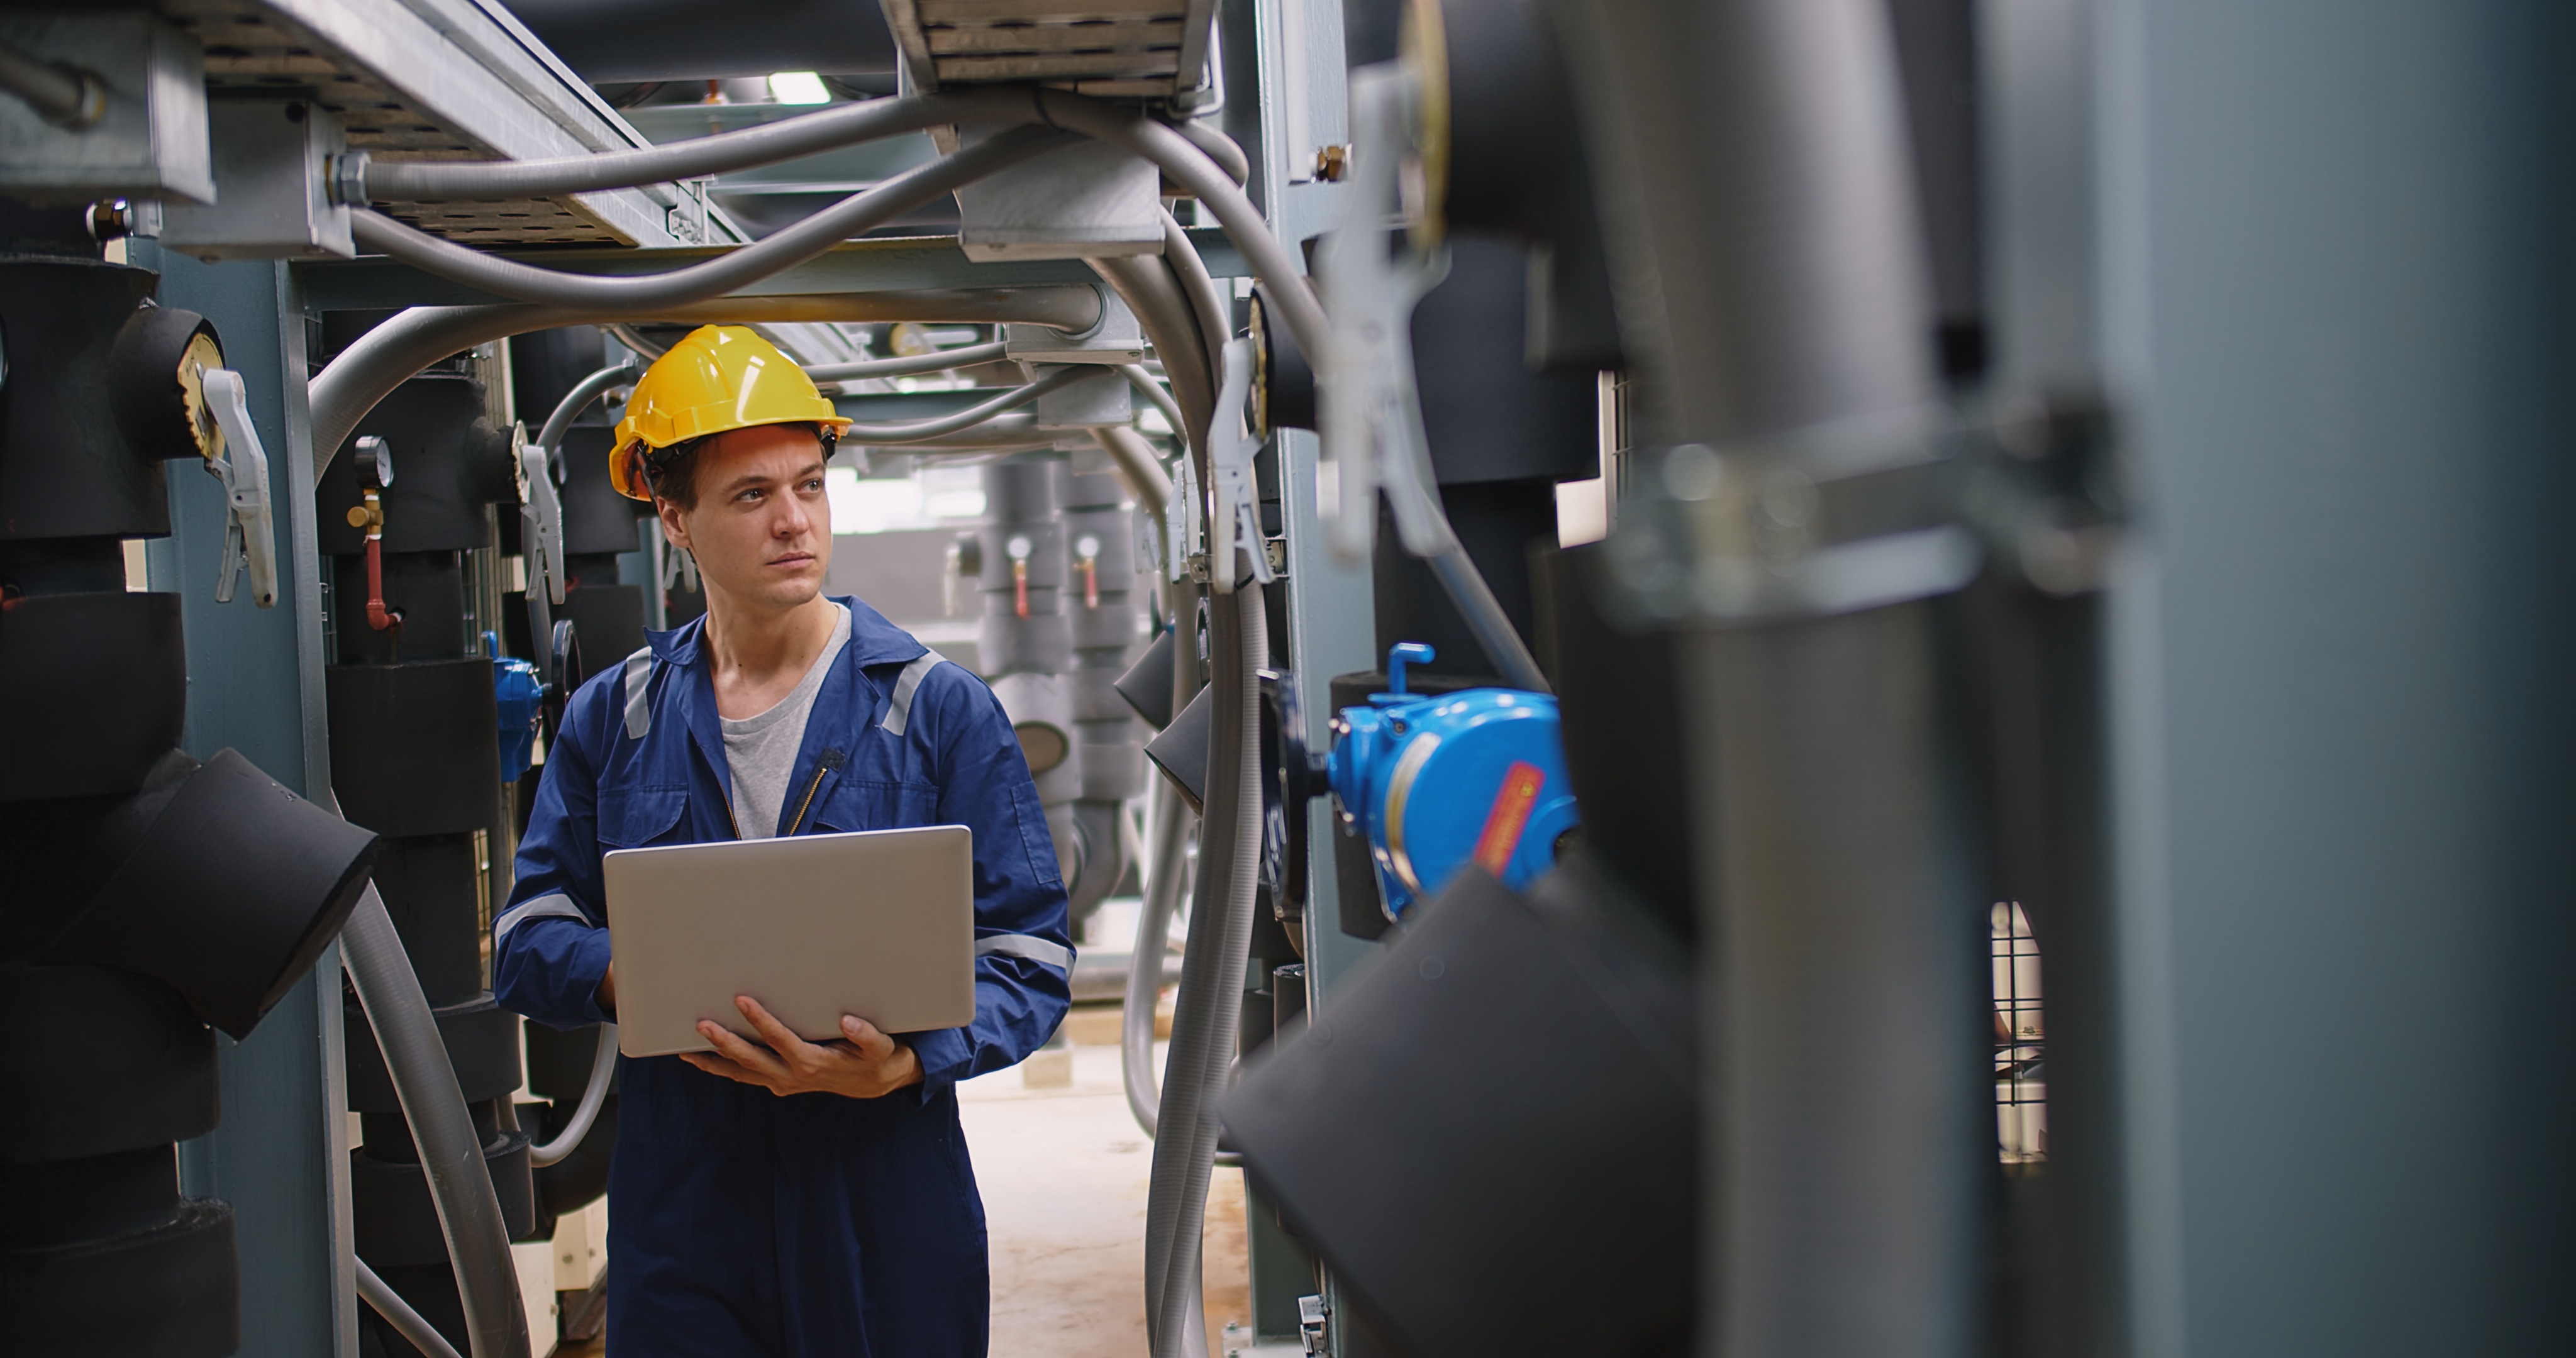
197;368;280;609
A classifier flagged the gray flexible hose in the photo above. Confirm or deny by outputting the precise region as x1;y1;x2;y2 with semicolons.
1092;424;1176;513
342;886;530;1358
352;86;1326;367
1143;582;1264;1358
804;340;1009;383
1160;209;1234;386
1031;94;1330;368
348;128;1072;311
1117;563;1204;1142
357;1259;468;1358
0;39;99;126
1121;784;1191;1139
1114;367;1191;447
1168;119;1250;188
1091;256;1215;455
606;323;669;360
528;1022;618;1168
308;287;1102;484
355;89;1035;201
536;363;637;454
855;417;1046;451
841;367;1086;442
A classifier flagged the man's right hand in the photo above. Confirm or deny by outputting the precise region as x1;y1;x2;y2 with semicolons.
596;961;616;1016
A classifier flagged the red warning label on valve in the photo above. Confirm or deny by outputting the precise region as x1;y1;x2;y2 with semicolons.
1472;761;1546;877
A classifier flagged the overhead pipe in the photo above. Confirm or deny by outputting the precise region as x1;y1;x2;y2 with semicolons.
804;340;1011;383
1159;209;1234;389
0;36;103;126
346;87;1331;370
1092;424;1177;513
1089;255;1216;456
308;286;1104;482
349;90;1035;202
347;128;1073;311
840;367;1089;443
1114;365;1192;445
535;363;638;456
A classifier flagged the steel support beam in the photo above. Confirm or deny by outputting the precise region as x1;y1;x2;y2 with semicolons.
140;245;355;1358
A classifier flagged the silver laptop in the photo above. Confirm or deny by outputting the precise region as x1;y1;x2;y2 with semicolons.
602;825;977;1059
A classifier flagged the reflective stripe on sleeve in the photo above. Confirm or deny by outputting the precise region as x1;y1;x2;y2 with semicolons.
879;649;948;737
492;892;591;944
622;645;653;739
975;933;1074;971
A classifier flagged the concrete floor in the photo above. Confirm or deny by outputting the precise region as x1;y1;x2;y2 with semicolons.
958;1039;1250;1358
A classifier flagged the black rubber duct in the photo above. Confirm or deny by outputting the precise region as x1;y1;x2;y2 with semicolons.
1221;864;1696;1358
328;661;506;837
1437;0;1624;371
0;966;216;1162
35;749;380;1040
1530;543;1695;937
0;590;187;801
0;261;214;543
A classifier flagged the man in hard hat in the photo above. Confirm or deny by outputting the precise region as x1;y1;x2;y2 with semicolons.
492;325;1072;1356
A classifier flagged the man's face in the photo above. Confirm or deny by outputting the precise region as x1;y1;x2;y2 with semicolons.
657;424;834;614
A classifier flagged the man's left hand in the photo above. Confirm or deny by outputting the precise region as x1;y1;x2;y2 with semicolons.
681;995;924;1098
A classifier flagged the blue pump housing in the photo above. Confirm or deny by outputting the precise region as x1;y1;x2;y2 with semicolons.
1328;643;1579;922
488;631;544;781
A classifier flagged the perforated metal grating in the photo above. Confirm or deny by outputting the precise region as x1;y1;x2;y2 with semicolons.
165;0;650;245
882;0;1216;99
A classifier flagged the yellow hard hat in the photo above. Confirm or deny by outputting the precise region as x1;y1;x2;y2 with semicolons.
609;325;851;500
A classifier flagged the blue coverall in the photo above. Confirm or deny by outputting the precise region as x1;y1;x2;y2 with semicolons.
493;596;1074;1357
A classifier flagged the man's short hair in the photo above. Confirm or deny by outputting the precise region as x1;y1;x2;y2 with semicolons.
645;421;835;510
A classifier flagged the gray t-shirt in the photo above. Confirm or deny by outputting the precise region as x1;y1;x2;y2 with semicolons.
720;604;850;839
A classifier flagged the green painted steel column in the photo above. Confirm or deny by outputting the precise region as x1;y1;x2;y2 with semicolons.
138;243;357;1358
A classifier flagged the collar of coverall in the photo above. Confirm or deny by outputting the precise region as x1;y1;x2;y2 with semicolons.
645;593;929;673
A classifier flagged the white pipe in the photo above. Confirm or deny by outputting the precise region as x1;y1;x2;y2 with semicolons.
528;1023;617;1168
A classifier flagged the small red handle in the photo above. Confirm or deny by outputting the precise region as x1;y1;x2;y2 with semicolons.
1013;559;1030;619
364;533;394;631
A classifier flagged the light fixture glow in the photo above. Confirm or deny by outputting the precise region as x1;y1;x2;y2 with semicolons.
769;71;831;105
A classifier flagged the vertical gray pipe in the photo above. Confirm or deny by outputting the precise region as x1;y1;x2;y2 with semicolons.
1143;582;1263;1358
1544;2;1981;1357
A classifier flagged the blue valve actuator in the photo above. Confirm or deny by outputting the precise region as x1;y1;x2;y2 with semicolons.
1326;642;1579;922
488;631;544;782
